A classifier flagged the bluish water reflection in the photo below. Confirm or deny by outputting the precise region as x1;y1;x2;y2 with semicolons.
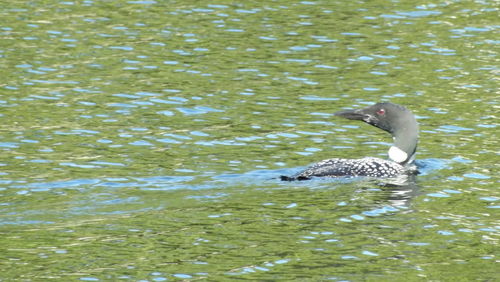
0;0;498;280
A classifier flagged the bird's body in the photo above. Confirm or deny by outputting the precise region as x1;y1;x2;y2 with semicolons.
281;102;419;181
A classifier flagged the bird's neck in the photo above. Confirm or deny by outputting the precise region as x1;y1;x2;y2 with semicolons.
389;125;418;164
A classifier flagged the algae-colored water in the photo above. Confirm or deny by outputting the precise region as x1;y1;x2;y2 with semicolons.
0;1;498;280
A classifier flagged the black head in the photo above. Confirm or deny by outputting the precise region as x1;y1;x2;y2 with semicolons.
334;103;412;134
334;102;419;164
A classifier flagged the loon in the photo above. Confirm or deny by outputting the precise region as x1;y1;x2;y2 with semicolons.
281;102;419;181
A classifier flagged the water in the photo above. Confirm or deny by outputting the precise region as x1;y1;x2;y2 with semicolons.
0;0;498;280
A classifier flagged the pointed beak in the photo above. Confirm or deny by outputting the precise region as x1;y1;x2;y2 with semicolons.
333;108;368;121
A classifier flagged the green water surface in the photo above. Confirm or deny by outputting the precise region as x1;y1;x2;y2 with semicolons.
0;0;498;281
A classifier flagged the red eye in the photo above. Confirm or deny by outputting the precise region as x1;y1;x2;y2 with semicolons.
377;109;386;115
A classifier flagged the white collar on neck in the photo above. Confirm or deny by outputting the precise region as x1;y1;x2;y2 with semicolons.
388;146;408;163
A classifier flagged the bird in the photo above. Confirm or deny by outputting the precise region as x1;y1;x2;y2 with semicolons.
280;102;419;181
